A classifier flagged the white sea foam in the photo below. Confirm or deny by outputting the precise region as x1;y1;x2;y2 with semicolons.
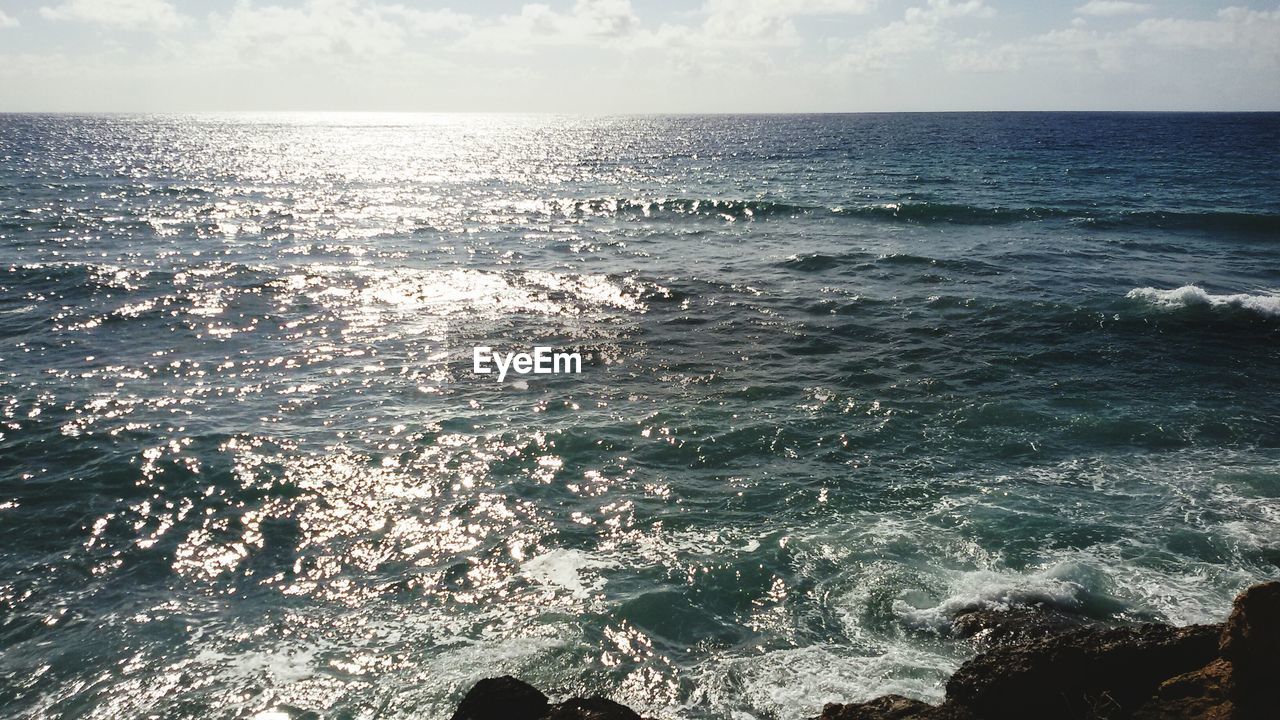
422;635;571;687
191;646;319;684
407;635;576;720
686;643;960;718
893;565;1089;631
1127;285;1280;317
520;548;616;600
807;447;1280;659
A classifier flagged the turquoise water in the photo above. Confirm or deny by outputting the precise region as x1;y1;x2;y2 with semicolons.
1;113;1278;719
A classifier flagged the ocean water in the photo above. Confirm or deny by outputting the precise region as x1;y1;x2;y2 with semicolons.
1;112;1278;720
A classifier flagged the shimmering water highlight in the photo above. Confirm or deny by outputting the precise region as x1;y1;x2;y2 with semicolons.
1;112;1278;720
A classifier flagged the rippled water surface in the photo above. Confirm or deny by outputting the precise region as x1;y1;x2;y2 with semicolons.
1;113;1279;719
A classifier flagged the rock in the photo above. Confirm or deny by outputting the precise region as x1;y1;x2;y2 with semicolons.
1220;581;1280;686
1116;581;1280;720
452;583;1280;720
1131;658;1235;720
451;679;647;720
943;623;1221;720
1221;580;1280;719
450;675;549;720
547;696;644;720
817;694;941;719
951;605;1092;649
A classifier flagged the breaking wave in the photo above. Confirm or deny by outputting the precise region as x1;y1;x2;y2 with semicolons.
1126;285;1280;318
499;197;1280;232
834;203;1078;224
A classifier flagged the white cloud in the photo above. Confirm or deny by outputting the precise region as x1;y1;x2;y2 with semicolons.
703;0;876;22
569;0;639;37
1136;7;1274;48
1132;7;1280;55
636;0;876;51
1027;6;1280;68
5;0;1280;111
705;0;875;41
835;0;994;71
949;43;1024;73
391;5;473;36
0;10;18;29
907;0;995;21
944;5;1280;78
207;0;470;65
39;0;184;31
1074;1;1152;17
456;0;639;53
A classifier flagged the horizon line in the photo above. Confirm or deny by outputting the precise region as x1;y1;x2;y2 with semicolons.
3;109;1280;116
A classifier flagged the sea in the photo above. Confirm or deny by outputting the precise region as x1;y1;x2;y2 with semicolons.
1;112;1278;720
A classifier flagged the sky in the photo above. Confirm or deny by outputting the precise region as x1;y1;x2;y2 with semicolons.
0;0;1277;112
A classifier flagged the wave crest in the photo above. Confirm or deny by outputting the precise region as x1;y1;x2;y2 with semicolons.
492;197;1280;232
1126;285;1280;318
835;203;1075;224
894;567;1090;632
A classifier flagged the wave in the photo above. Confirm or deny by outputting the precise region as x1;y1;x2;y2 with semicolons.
778;251;1002;275
893;567;1090;632
3;262;158;298
499;197;1280;232
690;643;958;714
504;198;1074;225
779;252;864;272
833;203;1078;225
838;204;1280;232
1083;210;1280;234
1126;285;1280;318
503;197;814;220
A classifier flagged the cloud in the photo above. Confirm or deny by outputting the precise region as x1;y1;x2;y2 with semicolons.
39;0;184;31
455;0;639;53
0;10;18;29
704;0;877;23
1074;1;1152;17
5;0;1279;111
207;0;470;65
944;5;1280;78
834;0;994;72
948;43;1024;73
1132;7;1280;53
568;0;639;37
632;0;876;53
1038;6;1280;67
699;0;876;45
907;0;995;21
734;0;877;12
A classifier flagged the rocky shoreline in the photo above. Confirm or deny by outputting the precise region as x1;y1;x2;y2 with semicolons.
449;581;1278;720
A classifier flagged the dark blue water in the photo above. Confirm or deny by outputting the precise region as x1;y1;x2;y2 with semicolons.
1;112;1278;719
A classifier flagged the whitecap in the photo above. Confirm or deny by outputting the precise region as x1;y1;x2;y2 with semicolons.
1126;284;1280;318
892;564;1090;632
520;548;616;600
685;643;959;718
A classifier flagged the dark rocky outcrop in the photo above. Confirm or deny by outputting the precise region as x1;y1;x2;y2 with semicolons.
823;580;1279;720
1130;658;1235;720
950;604;1093;649
1131;581;1280;720
818;694;940;720
452;581;1279;720
450;675;549;720
1219;581;1280;687
547;697;644;720
943;622;1220;719
449;675;645;720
